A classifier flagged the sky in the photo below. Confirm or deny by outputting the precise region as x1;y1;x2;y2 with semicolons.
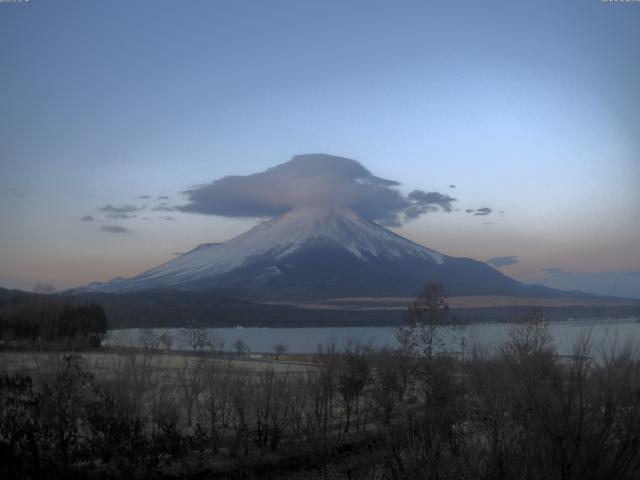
1;0;639;297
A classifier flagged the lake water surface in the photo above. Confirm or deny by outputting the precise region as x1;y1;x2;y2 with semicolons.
105;317;640;356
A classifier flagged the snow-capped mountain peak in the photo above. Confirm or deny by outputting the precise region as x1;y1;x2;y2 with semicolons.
85;205;445;293
79;204;533;299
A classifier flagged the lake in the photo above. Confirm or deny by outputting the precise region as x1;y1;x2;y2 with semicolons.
104;317;640;356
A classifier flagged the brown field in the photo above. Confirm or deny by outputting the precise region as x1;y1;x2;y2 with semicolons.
0;349;315;377
264;295;640;311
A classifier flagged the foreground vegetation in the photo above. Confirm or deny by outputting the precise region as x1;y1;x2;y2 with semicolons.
0;292;107;348
2;285;640;479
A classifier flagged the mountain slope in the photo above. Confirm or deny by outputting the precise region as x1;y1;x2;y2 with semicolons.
79;206;556;299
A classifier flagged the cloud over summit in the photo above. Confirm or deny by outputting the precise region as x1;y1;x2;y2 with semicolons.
178;154;456;226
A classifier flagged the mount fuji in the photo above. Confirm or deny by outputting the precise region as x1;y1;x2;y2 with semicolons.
80;205;558;300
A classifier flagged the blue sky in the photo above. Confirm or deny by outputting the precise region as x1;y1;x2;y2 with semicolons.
1;0;639;297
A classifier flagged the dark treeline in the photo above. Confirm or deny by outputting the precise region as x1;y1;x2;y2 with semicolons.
0;292;108;348
2;284;640;479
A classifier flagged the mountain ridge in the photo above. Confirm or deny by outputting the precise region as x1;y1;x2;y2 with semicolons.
76;205;575;300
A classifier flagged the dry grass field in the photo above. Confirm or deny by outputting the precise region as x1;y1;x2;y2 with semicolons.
265;295;639;311
0;349;315;376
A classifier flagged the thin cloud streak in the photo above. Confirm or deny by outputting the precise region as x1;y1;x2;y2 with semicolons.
486;256;518;268
100;225;130;234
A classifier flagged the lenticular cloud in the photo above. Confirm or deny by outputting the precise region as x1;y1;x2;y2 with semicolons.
178;154;456;226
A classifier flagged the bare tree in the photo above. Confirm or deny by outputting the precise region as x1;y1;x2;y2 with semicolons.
501;306;555;371
395;282;456;364
252;367;292;453
409;282;451;358
314;341;339;438
207;331;225;356
158;333;172;352
372;358;402;424
338;344;370;432
233;338;250;357
272;343;287;360
176;358;205;427
138;328;161;352
200;359;234;452
180;321;210;353
229;368;252;456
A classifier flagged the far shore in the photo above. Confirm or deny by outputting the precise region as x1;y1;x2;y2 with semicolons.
262;294;640;311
